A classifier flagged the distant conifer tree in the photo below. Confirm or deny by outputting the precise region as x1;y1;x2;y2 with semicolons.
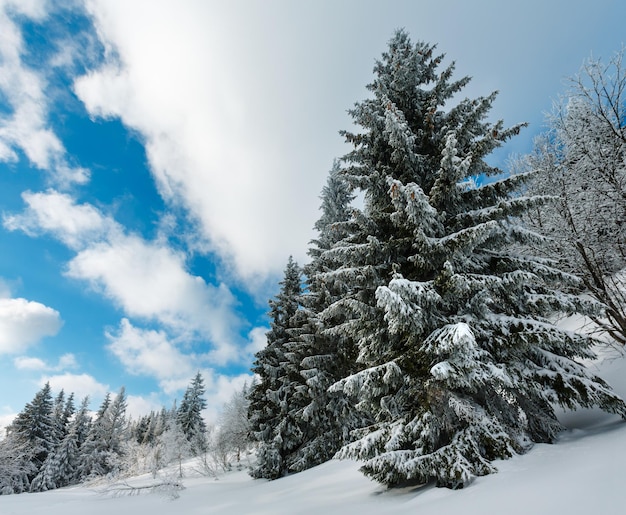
177;372;208;454
248;256;308;479
7;383;55;484
79;387;128;479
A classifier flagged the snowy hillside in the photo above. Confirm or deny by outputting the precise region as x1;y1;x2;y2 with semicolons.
1;344;624;515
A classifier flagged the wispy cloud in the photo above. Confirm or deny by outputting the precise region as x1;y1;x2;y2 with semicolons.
14;352;79;371
0;277;11;298
126;393;167;419
13;356;47;371
3;190;114;248
0;1;90;187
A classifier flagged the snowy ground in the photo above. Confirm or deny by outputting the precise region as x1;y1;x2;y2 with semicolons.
1;343;625;514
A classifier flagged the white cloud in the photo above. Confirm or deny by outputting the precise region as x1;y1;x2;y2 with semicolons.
3;189;113;249
5;190;244;364
126;393;166;420
40;372;109;400
57;352;79;370
0;278;11;298
75;0;328;282
105;320;257;404
13;352;78;371
67;234;241;360
0;297;63;354
106;318;194;388
202;371;254;425
0;0;48;20
0;412;16;434
245;326;268;357
0;1;60;168
13;356;47;370
0;1;89;187
68;236;212;322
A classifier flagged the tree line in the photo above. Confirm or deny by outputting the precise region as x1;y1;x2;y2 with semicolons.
0;373;253;494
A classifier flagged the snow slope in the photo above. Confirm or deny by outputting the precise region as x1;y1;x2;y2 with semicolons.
1;346;624;515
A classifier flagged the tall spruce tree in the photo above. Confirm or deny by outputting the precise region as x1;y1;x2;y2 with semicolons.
289;163;366;471
79;388;128;479
248;256;308;479
50;390;74;447
325;30;626;488
7;383;55;483
31;396;90;491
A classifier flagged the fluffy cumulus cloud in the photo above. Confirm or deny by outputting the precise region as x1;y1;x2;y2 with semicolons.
106;319;195;390
67;235;240;354
105;318;265;403
245;326;269;356
40;372;109;401
126;393;166;419
74;0;332;282
0;296;63;354
4;189;246;367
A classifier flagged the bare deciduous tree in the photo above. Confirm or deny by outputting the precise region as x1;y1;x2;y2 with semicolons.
519;48;626;344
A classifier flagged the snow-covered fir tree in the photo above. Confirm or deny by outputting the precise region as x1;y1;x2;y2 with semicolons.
324;30;626;488
79;388;128;479
152;406;171;442
6;383;56;484
131;413;152;445
248;256;309;479
131;409;164;446
31;396;91;491
0;432;34;494
289;163;368;472
131;406;171;447
134;403;179;478
177;372;208;454
50;390;74;446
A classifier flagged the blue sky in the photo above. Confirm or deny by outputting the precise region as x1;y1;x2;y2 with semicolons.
1;0;625;426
